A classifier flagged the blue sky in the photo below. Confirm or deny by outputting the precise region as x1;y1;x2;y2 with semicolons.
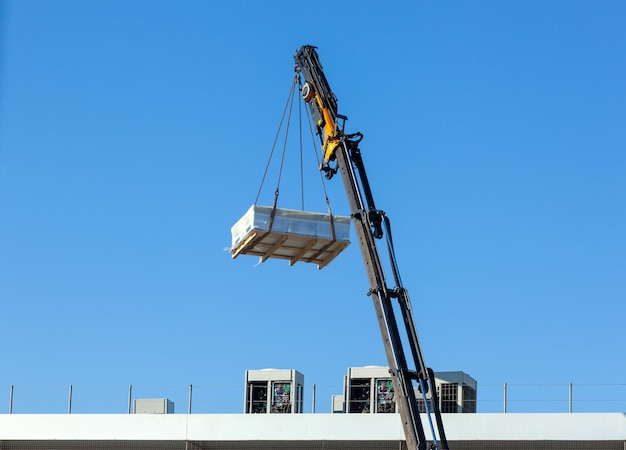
1;1;625;414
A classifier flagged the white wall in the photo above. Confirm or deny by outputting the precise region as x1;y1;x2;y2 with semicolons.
0;413;624;441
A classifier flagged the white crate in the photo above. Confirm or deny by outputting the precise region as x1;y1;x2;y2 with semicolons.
230;205;351;269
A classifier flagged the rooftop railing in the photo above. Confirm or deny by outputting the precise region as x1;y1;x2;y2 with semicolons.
1;383;625;415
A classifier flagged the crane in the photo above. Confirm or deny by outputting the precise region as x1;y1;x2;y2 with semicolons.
294;45;450;450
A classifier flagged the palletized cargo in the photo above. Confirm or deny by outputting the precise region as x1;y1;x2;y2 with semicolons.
230;205;351;269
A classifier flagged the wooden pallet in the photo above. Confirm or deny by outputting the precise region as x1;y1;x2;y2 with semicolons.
231;229;350;269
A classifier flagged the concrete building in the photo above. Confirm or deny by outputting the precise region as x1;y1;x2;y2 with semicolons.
0;412;625;449
1;368;624;449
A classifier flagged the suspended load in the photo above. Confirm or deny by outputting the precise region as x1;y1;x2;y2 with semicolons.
230;63;350;269
230;205;350;269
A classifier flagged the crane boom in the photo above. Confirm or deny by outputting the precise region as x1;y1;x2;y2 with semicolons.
294;45;449;450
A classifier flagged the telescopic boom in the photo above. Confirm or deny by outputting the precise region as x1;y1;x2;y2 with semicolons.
294;45;449;450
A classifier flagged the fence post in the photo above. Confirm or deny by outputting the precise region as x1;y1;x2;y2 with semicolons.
503;382;507;413
568;383;573;413
9;385;14;414
68;385;73;414
188;384;193;414
127;385;133;414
